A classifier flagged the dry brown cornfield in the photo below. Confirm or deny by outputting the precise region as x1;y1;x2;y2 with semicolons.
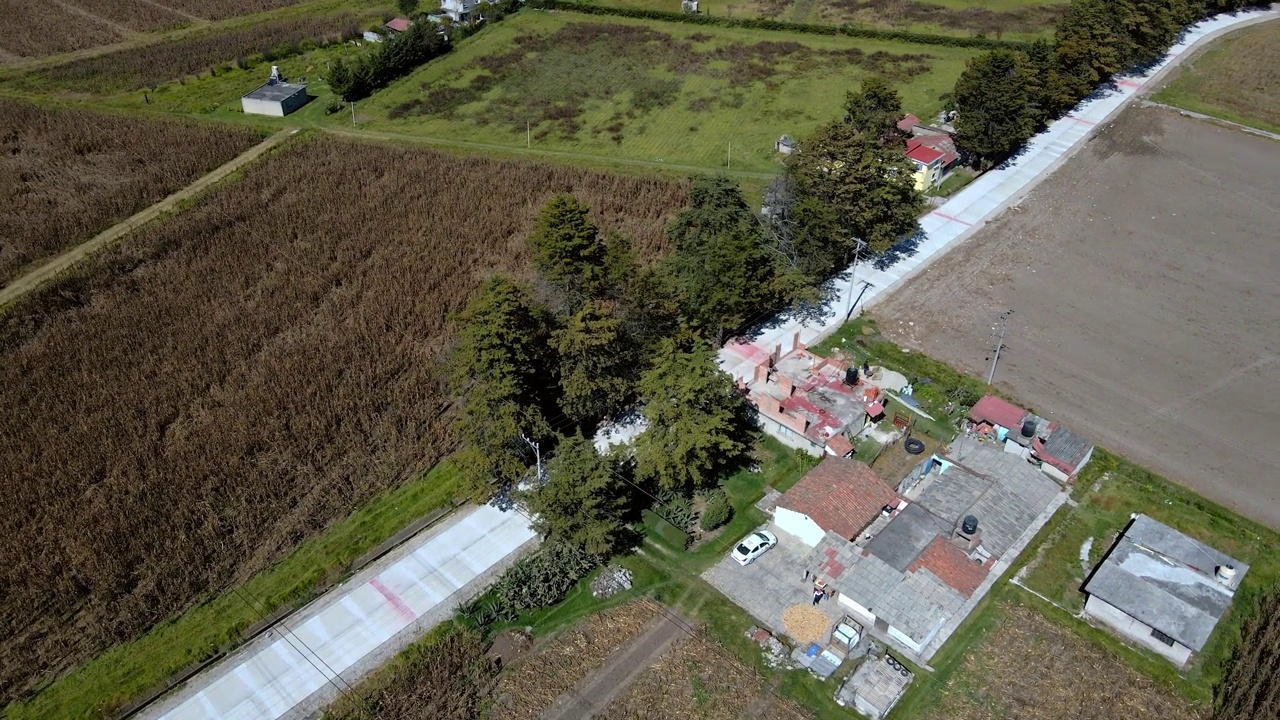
0;0;309;60
0;136;685;705
493;600;662;719
598;631;812;720
0;99;262;286
36;14;361;92
921;603;1199;720
1210;590;1280;720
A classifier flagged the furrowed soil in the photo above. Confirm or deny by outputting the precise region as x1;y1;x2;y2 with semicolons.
0;136;685;705
870;104;1280;529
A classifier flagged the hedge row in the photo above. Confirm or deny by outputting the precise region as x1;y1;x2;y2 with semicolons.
533;0;1033;50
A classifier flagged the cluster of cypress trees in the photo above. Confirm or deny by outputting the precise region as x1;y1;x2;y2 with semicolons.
953;0;1267;165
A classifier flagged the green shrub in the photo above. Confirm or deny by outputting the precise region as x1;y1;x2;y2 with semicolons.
700;491;733;531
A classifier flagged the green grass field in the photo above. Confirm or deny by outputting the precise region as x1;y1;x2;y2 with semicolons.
1017;449;1280;703
1153;19;1280;135
344;11;978;173
571;0;1066;40
8;461;465;720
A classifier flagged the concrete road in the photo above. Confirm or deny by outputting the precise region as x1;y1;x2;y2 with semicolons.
716;6;1280;384
139;503;537;720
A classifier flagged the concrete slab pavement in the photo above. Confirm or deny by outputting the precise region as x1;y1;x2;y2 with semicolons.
719;6;1280;383
139;504;537;720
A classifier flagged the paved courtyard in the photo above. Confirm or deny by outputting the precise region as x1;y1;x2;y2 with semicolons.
703;527;845;638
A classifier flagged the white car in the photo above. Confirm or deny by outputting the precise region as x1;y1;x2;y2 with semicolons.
731;530;778;566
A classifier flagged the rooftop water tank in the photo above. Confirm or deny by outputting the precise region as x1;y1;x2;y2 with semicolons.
962;515;979;535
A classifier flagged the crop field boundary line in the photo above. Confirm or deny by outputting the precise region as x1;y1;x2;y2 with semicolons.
320;125;778;180
0;128;297;310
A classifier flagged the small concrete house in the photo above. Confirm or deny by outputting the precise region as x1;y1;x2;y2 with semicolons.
1083;514;1247;666
775;134;796;155
241;80;308;117
773;457;898;547
440;0;479;22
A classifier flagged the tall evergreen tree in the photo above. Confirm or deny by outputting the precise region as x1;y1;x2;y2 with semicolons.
634;341;750;491
551;301;634;424
953;50;1036;166
451;278;553;489
667;176;781;345
528;194;608;307
525;433;631;556
843;76;906;147
787;121;922;254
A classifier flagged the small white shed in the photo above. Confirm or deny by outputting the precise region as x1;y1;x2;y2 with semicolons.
241;81;309;117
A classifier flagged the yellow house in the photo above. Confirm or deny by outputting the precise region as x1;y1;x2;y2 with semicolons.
906;139;946;191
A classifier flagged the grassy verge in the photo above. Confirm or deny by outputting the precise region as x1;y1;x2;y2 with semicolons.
1014;448;1280;701
9;461;466;720
1152;20;1280;136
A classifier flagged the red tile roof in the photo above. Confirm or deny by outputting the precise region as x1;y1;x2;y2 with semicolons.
912;133;958;166
384;17;411;32
777;457;898;541
897;114;920;132
826;435;854;458
910;536;990;597
905;138;945;165
970;394;1026;430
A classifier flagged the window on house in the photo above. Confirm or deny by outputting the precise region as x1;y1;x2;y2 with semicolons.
1150;628;1176;647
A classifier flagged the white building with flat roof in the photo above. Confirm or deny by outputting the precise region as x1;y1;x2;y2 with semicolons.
241;80;309;117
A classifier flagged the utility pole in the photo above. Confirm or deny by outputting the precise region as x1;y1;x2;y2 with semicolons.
527;121;530;148
727;141;731;169
350;100;356;127
844;238;868;319
987;309;1014;384
521;433;545;485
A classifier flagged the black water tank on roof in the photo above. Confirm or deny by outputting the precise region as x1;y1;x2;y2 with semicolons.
1021;418;1037;438
845;367;858;386
962;515;979;535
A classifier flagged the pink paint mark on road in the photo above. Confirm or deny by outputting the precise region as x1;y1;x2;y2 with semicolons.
369;577;417;622
1117;78;1143;89
930;211;973;227
1068;116;1098;126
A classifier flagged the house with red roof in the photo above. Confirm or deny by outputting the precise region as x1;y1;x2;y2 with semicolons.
773;457;901;547
906;138;947;191
384;17;412;33
967;394;1096;481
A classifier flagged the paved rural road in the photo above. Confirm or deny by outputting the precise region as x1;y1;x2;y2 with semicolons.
138;503;537;720
717;5;1279;381
0;128;295;309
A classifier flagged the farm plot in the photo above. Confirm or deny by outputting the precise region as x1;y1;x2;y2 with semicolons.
597;630;812;720
574;0;1066;40
1153;18;1280;134
0;0;313;61
492;600;663;719
918;603;1200;720
0;0;125;59
0;137;685;706
0;99;262;287
359;12;977;173
869;103;1280;531
25;13;362;93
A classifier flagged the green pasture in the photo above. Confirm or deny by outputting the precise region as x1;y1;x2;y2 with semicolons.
568;0;1066;40
345;11;977;173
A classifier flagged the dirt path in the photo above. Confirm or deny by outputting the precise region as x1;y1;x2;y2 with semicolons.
52;0;141;40
540;610;696;720
0;128;296;309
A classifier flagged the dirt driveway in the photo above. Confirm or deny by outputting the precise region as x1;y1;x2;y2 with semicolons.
870;105;1279;529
